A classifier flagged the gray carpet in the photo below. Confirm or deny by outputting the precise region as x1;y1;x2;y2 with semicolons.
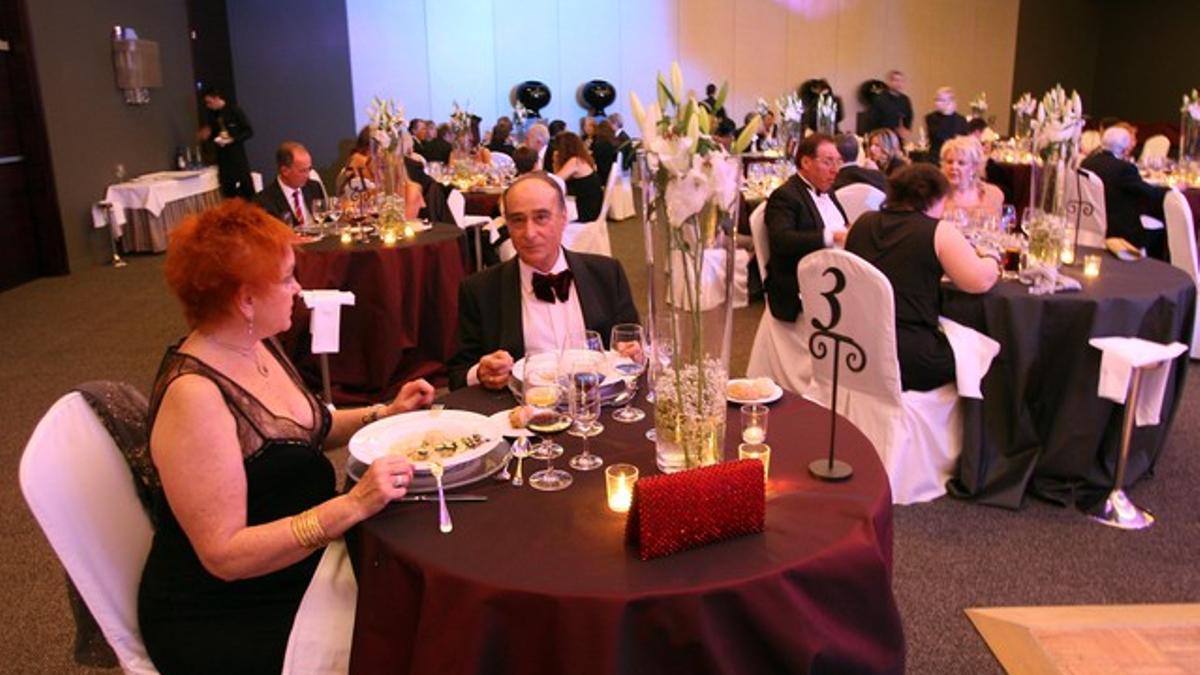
2;219;1198;673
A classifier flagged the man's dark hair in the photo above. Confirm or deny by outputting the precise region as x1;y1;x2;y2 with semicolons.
967;118;989;134
512;146;538;174
706;83;717;96
275;141;306;168
885;163;950;212
715;118;737;138
795;133;835;162
833;133;859;163
436;123;452;139
199;84;224;99
548;119;567;136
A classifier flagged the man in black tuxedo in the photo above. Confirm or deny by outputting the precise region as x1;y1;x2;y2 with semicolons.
198;86;254;199
254;142;325;227
447;172;639;390
763;133;849;322
830;133;887;193
419;124;453;164
865;70;913;139
1081;125;1168;258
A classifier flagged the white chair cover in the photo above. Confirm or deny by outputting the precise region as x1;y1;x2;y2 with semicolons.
1164;188;1200;358
281;540;358;675
446;189;492;230
562;167;618;256
1065;168;1108;247
937;317;1001;399
1139;134;1171;164
1080;130;1102;156
20;392;159;674
797;249;964;505
607;168;636;220
834;183;885;225
668;249;750;311
745;200;814;394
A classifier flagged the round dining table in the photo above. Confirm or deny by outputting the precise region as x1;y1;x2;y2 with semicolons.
280;223;468;405
942;249;1195;509
347;387;905;675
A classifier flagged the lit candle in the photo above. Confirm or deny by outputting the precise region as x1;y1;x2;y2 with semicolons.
382;230;398;246
742;425;765;444
1060;247;1075;265
403;224;415;238
1083;254;1101;278
605;464;638;513
339;230;353;245
738;443;772;484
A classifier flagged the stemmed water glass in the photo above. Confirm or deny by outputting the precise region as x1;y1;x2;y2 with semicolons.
310;199;329;234
523;351;573;491
565;330;605;438
609;323;647;423
566;350;605;471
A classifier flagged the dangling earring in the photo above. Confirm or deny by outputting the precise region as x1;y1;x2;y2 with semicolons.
247;315;255;340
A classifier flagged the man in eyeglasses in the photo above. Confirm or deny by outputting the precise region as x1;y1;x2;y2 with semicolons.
447;172;638;390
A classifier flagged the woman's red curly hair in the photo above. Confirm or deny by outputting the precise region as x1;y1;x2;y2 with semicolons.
164;199;294;328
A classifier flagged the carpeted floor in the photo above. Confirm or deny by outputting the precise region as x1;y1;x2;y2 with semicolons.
2;217;1198;673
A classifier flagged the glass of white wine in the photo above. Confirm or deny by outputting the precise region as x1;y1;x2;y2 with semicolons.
523;351;573;491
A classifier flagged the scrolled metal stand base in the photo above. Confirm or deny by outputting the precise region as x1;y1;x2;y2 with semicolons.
1091;489;1155;530
808;459;853;481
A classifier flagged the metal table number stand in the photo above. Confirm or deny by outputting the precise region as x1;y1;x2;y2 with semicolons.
807;267;865;481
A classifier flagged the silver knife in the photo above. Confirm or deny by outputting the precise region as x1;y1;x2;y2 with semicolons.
399;494;488;503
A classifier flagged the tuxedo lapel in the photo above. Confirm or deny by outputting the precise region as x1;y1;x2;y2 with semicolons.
829;192;849;224
498;260;525;356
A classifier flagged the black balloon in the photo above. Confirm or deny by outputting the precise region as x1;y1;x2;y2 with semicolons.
515;81;551;115
580;80;616;115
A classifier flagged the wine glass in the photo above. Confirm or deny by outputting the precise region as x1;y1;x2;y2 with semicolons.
566;350;604;471
524;351;573;492
609;323;647;423
310;199;328;234
565;330;606;438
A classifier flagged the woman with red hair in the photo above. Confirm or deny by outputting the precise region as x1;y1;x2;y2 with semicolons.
139;199;434;673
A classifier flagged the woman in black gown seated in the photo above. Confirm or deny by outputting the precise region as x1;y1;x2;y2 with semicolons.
553;131;603;222
844;163;998;391
138;200;435;674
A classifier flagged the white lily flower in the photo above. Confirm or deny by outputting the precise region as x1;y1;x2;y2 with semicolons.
665;167;711;225
670;62;684;103
649;134;693;177
702;153;740;212
629;91;647;136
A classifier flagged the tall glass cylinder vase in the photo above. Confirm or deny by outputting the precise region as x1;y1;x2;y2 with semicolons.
1179;111;1200;169
370;135;408;232
1014;112;1033;146
1028;141;1075;266
638;152;740;473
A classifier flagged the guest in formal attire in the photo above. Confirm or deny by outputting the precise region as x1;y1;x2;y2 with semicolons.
831;133;887;193
419;124;454;164
940;135;1004;219
447;172;638;390
865;70;913;139
554;132;603;222
486;119;515;157
254;142;324;228
197;86;254;199
763;133;849;323
700;83;727;121
754;110;780;151
579;116;597;147
591;120;619;185
409;119;426;156
139;200;436;674
608;112;631;146
713;117;738;151
512;146;538;175
865;128;910;177
333;128;424;220
925;87;970;163
845;164;998;391
524;123;553;171
1081;125;1169;258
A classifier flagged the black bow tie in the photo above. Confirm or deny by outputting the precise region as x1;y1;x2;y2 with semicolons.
532;269;574;303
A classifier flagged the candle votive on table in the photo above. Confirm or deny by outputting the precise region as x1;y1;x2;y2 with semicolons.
1060;246;1076;266
1083;254;1101;278
740;403;769;444
738;442;772;484
339;229;353;245
605;463;639;513
381;229;398;246
403;224;415;238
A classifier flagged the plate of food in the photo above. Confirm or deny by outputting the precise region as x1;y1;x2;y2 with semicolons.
349;409;502;473
488;407;535;438
726;377;784;405
510;350;631;391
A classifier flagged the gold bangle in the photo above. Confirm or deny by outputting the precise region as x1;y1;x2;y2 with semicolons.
291;508;329;549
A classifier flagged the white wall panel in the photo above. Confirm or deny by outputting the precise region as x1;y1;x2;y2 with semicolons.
616;0;677;130
557;0;623;127
678;0;735;106
493;0;560;120
732;0;789;122
425;0;498;123
346;0;431;129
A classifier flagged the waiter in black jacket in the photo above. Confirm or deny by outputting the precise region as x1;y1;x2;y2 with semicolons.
198;86;254;199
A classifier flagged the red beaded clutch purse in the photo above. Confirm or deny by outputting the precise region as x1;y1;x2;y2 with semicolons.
625;459;766;560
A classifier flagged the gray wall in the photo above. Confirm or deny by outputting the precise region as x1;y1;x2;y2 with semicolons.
225;0;356;185
1009;0;1102;133
25;0;197;270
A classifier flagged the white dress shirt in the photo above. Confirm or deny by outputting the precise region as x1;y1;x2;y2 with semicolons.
467;249;586;386
278;177;312;226
799;175;846;247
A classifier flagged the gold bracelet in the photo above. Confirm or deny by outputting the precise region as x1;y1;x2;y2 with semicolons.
361;403;387;426
290;508;329;549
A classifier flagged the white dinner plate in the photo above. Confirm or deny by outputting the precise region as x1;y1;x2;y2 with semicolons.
487;409;534;438
508;350;633;403
348;409;502;472
726;378;784;405
346;441;510;493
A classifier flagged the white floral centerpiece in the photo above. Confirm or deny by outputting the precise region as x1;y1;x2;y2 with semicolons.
449;101;475;157
1012;92;1037;142
816;92;838;136
630;62;758;472
969;92;989;121
365;97;409;230
776;91;805;153
1029;85;1085;266
1179;89;1200;165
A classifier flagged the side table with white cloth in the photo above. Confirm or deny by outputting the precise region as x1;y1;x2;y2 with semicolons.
92;167;263;253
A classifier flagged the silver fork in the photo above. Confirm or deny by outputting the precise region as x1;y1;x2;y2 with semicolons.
429;461;452;534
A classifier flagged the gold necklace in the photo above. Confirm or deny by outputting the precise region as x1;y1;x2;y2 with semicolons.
202;333;269;378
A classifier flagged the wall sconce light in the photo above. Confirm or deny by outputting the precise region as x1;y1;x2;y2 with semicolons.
111;26;161;105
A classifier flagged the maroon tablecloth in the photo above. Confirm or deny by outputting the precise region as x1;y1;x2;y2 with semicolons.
464;190;501;217
281;224;467;404
348;388;905;674
1185;188;1200;242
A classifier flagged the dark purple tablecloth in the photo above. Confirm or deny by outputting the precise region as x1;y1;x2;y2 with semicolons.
348;388;905;674
281;224;467;405
464;190;501;217
943;249;1195;509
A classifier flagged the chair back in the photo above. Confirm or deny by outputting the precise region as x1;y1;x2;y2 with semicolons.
1164;188;1200;358
20;392;158;674
1139;134;1171;164
594;162;622;223
1080;130;1102;155
834;183;885;225
1065;168;1108;247
490;152;515;170
748;201;770;280
797;249;902;404
446;188;467;229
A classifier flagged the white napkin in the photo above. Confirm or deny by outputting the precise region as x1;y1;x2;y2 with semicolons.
1089;337;1186;426
301;290;355;354
938;317;1000;399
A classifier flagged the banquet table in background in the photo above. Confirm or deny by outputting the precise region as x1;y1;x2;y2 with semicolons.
281;224;467;405
942;250;1195;509
348;388;905;675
